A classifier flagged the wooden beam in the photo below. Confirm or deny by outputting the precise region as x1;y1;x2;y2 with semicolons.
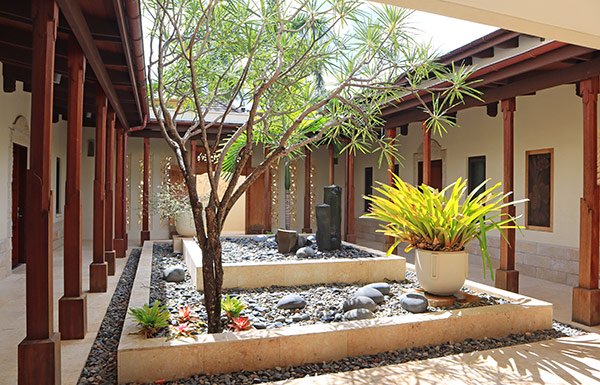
495;97;519;293
328;144;335;185
104;109;116;276
141;137;150;244
422;122;431;186
17;0;61;383
302;148;312;233
90;89;108;293
58;34;87;341
573;77;600;326
56;0;129;128
345;149;356;243
114;125;126;258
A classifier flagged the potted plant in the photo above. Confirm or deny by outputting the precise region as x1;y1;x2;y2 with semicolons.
154;181;203;237
363;176;524;296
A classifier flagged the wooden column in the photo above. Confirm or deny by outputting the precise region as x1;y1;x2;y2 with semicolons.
123;132;129;247
422;122;431;185
573;77;600;326
114;126;126;258
90;89;108;293
190;140;197;175
302;148;312;233
345;150;356;243
328;144;335;185
104;109;116;275
140;137;150;243
385;127;397;250
495;97;519;293
17;0;61;383
58;34;87;341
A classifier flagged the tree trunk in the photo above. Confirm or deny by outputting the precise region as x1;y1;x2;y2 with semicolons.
199;207;224;333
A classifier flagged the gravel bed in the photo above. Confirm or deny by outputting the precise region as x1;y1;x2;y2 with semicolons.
152;243;507;334
221;236;375;263
129;320;585;385
78;248;142;385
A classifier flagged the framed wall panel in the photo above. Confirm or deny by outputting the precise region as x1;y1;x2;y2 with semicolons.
525;148;553;231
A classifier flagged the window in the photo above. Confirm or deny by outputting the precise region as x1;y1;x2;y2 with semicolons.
526;149;553;231
364;167;373;212
55;157;61;214
468;156;486;194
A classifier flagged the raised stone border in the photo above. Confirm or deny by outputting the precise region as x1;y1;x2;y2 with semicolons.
182;237;406;289
118;241;553;384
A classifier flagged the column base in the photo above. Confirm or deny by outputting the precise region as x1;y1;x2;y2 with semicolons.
105;250;116;276
346;234;356;243
302;228;312;233
114;238;126;258
58;295;87;340
18;332;61;385
572;287;600;326
140;230;150;245
89;262;108;292
495;269;519;293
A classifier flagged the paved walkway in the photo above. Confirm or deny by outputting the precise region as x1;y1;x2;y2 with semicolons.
0;244;599;384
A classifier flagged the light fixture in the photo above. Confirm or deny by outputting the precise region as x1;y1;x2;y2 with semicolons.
53;73;62;85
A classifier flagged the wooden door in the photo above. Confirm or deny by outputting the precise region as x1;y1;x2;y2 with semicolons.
12;144;27;267
418;159;443;190
245;171;271;234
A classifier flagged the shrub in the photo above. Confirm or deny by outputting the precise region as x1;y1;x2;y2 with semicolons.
129;301;170;338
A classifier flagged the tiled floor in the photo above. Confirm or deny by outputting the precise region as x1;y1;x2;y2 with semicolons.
0;243;599;385
0;242;130;385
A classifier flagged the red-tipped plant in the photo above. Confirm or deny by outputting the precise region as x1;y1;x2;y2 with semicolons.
229;316;252;332
178;305;194;323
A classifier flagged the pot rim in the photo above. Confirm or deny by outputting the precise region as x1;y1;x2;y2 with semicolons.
415;248;467;255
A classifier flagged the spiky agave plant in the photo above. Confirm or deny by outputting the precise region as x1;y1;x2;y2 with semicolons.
363;175;526;278
129;301;171;338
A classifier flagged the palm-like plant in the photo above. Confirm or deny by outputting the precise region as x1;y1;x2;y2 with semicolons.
129;301;171;338
363;176;526;278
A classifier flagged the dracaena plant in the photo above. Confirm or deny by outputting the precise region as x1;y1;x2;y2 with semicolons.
129;301;171;338
363;176;525;278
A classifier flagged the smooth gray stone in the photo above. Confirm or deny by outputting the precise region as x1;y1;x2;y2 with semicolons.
342;296;378;312
297;235;307;248
316;204;332;250
275;229;299;253
296;246;316;258
253;234;269;242
343;308;375;321
366;282;391;295
276;294;307;310
163;266;185;282
399;293;429;313
354;286;385;304
306;235;316;245
324;185;342;249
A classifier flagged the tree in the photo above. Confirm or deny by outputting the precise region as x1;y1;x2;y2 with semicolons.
145;0;480;333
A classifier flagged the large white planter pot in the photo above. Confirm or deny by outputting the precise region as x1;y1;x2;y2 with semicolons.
175;211;196;237
415;249;468;296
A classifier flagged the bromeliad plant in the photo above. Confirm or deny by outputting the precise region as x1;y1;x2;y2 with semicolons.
221;295;247;320
363;176;525;278
129;301;171;338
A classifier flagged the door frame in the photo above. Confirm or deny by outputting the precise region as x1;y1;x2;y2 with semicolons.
12;143;28;267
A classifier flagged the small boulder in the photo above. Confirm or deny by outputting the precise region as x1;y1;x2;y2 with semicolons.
354;286;385;304
342;296;378;312
253;234;269;242
306;234;317;244
297;235;308;249
276;294;307;310
365;282;391;296
343;308;375;321
399;293;429;313
163;266;186;282
275;229;299;253
296;246;316;258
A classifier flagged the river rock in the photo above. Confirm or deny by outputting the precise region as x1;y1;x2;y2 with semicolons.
366;282;391;295
253;234;269;242
296;246;316;258
276;294;307;310
399;293;429;313
342;296;378;312
163;266;186;282
276;229;299;253
354;286;385;304
297;235;308;248
343;308;375;321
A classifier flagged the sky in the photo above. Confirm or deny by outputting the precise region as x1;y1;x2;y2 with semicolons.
407;10;498;55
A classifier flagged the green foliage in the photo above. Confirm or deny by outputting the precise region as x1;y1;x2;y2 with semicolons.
221;295;247;319
363;176;526;278
129;301;171;338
